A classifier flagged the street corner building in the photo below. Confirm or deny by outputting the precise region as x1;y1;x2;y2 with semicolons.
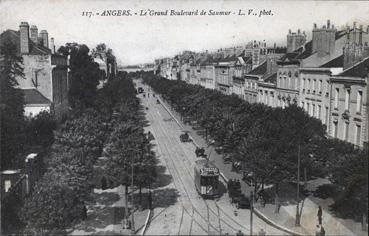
0;21;69;120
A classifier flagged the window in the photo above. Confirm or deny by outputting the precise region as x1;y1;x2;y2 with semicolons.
312;104;316;117
318;80;322;93
356;91;362;113
302;78;306;90
312;79;316;93
307;103;310;114
334;88;339;109
356;125;361;146
345;89;350;111
308;79;311;92
333;121;338;138
5;180;11;192
317;105;321;119
325;106;329;125
344;122;349;141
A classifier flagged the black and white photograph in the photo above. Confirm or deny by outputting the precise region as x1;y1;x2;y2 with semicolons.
0;0;368;235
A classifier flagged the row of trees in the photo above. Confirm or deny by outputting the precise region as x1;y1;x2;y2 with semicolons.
20;70;157;233
142;72;367;221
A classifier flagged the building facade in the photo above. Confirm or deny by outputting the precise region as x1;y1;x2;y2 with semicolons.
329;57;368;148
0;22;69;120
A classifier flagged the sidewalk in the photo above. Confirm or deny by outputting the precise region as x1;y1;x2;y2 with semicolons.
69;185;150;235
158;95;367;236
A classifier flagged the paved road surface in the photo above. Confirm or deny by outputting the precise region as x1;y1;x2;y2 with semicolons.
138;81;287;235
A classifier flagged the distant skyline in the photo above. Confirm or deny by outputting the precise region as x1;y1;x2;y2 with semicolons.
1;0;369;65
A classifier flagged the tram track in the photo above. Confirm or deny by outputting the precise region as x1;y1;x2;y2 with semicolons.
155;97;252;234
147;103;219;234
143;94;251;235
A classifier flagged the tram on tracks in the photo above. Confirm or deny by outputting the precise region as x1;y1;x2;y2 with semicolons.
194;158;219;198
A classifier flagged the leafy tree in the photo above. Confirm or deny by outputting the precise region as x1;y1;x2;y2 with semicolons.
0;40;26;170
24;111;56;148
58;43;100;109
21;168;87;233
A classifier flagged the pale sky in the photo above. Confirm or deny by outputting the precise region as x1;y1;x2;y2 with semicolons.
1;0;369;65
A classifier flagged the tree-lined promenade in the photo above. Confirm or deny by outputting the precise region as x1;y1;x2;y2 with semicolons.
142;71;368;224
1;39;158;234
20;73;157;234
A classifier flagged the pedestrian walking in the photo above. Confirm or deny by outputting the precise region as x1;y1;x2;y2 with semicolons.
318;206;323;225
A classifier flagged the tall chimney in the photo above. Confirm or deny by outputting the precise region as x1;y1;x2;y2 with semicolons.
314;23;317;29
39;30;48;48
327;19;330;29
30;25;38;43
19;22;30;54
359;25;363;45
50;37;55;54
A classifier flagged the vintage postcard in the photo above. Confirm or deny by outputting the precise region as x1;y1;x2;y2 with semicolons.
0;0;368;235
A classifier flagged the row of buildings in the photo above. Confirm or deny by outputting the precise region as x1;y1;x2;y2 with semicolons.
154;20;369;148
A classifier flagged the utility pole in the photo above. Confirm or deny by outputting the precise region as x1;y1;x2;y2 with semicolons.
250;191;254;236
295;143;301;227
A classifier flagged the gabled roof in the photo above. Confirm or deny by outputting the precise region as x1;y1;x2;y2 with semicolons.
0;30;51;55
23;89;51;105
320;55;343;68
337;57;369;78
248;61;267;75
264;72;277;83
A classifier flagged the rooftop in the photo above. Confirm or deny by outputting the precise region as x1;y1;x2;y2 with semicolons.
0;30;51;55
337;57;369;78
248;61;267;75
320;55;344;68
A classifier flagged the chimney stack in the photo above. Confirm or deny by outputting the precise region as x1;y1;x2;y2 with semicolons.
50;37;55;54
30;25;38;43
19;22;30;54
39;30;48;48
298;29;301;34
359;25;363;45
314;23;317;29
